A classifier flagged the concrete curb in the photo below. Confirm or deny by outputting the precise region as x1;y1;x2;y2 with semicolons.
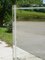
16;47;42;60
0;41;42;60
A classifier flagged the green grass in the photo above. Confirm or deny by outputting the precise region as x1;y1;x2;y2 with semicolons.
17;10;45;21
0;27;12;46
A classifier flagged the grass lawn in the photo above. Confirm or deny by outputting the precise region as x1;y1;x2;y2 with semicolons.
0;27;12;46
17;10;45;21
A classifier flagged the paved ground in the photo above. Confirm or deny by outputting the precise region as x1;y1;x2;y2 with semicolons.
16;21;45;60
0;41;12;60
0;41;42;60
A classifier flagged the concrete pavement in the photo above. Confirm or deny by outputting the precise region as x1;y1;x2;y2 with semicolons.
16;22;45;60
0;41;42;60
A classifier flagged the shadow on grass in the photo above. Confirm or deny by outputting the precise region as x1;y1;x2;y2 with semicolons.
0;26;12;33
6;30;12;33
0;27;12;46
